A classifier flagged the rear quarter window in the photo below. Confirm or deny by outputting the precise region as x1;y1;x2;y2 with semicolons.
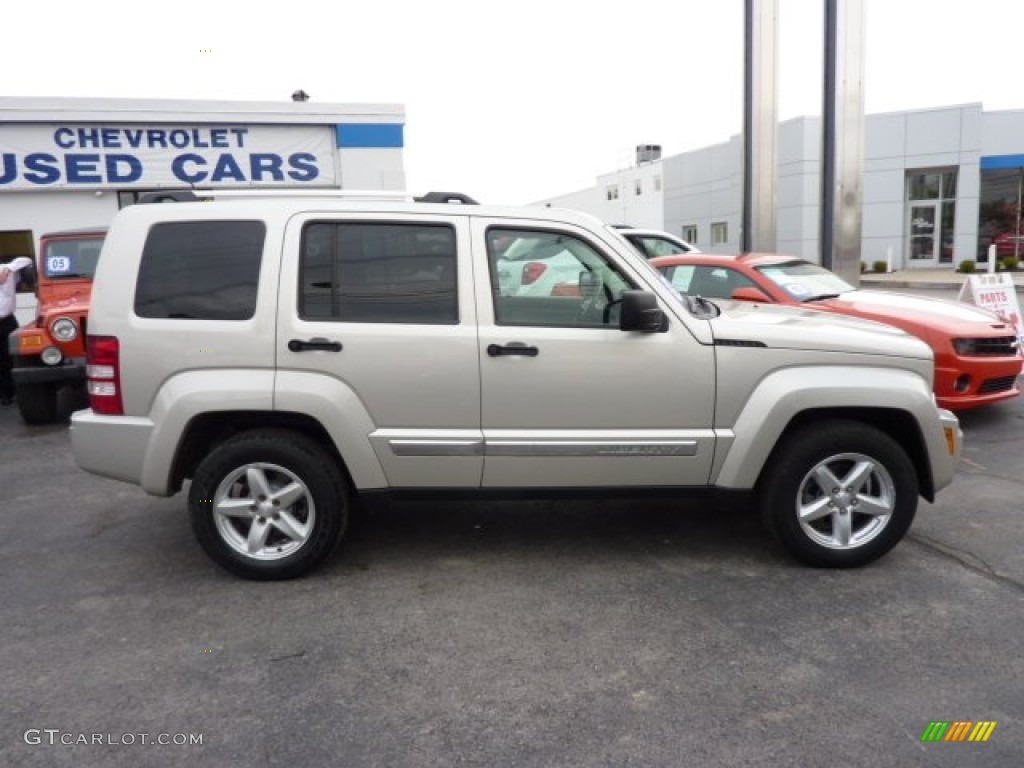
134;220;265;320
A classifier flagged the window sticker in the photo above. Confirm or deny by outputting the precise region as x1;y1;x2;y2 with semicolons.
47;255;72;274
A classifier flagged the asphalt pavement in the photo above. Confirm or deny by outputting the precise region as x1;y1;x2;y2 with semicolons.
1;300;1022;767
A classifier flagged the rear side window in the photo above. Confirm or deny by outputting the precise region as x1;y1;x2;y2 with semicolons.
300;222;457;324
134;221;265;320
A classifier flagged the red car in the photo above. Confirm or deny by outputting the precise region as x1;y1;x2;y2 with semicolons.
650;252;1023;410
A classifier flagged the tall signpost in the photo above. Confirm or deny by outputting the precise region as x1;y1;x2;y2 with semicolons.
820;0;865;282
743;0;865;280
742;0;778;253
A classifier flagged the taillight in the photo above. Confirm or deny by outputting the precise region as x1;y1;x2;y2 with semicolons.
86;335;123;415
521;262;547;285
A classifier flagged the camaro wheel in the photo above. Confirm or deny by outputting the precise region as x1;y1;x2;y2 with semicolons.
758;420;919;568
189;430;349;580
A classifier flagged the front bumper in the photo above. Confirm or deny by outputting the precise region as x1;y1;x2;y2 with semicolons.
934;357;1022;410
12;357;86;385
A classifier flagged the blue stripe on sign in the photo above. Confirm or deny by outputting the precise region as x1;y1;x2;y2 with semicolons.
336;123;404;148
981;154;1024;170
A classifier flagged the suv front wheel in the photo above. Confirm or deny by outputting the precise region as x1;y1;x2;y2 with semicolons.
189;430;349;580
758;420;919;568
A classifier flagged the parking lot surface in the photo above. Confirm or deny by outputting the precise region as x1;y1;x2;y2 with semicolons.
2;365;1022;767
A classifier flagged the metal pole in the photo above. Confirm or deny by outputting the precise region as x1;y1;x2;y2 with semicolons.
742;0;779;253
820;0;865;282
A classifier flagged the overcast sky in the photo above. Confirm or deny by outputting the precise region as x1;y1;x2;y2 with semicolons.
4;0;1022;204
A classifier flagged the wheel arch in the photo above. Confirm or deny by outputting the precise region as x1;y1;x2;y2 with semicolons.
759;408;934;502
169;411;361;495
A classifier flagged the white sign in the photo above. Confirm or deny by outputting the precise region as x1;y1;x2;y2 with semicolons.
958;272;1024;348
0;123;337;189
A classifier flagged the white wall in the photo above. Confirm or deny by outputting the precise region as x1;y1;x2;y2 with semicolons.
339;147;405;190
664;136;742;253
536;161;665;229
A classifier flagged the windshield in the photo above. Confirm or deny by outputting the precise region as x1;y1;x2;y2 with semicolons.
755;260;854;301
43;237;104;279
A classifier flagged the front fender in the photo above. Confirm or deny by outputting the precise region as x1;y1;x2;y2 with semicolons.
712;366;950;490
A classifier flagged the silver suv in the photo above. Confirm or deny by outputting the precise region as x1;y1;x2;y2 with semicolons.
71;191;961;579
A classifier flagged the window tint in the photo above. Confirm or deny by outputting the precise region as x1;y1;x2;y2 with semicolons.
135;221;264;320
685;266;756;299
488;227;634;328
300;222;457;324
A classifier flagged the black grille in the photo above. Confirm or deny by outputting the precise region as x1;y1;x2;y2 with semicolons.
969;336;1018;355
978;375;1020;395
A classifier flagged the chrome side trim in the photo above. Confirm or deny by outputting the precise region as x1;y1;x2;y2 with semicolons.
388;439;484;457
486;440;698;457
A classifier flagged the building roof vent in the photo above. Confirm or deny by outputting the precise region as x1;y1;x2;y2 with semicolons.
636;144;662;165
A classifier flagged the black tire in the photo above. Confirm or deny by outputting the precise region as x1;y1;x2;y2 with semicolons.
16;382;59;425
189;430;349;580
757;419;918;568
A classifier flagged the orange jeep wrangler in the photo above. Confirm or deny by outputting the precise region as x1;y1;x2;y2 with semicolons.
11;228;107;424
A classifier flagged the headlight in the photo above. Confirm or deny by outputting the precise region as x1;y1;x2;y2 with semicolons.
951;338;975;356
50;317;78;342
41;346;63;365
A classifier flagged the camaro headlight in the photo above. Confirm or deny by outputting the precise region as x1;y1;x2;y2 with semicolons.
50;317;78;342
951;338;975;356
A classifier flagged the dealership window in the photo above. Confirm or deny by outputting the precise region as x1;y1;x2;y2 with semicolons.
979;160;1024;264
681;224;698;243
634;179;642;195
906;168;957;265
654;175;662;191
606;185;619;201
711;222;728;245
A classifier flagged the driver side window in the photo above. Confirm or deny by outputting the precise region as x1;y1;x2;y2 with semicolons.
487;228;634;328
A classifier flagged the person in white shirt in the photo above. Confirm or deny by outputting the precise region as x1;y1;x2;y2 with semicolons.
0;257;33;405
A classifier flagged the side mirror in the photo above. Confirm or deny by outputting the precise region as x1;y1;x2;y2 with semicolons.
619;290;666;332
731;285;771;302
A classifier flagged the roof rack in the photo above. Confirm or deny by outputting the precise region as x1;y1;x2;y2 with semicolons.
136;189;479;205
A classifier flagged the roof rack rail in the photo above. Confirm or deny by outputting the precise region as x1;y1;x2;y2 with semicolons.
414;191;479;205
136;189;479;205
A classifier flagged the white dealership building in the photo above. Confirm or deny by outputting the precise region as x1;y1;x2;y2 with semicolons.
0;96;406;321
539;103;1024;272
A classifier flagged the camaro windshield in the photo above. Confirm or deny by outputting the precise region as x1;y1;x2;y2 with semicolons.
755;261;855;301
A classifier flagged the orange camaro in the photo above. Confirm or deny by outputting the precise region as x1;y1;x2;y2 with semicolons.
650;252;1022;410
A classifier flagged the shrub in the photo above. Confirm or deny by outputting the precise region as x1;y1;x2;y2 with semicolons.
860;261;867;273
958;260;976;274
871;260;888;273
1002;255;1019;271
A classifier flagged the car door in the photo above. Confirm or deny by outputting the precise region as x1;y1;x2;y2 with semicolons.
276;211;482;487
472;218;717;488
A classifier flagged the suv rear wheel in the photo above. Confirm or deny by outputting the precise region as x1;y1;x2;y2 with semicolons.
758;420;918;568
189;430;349;580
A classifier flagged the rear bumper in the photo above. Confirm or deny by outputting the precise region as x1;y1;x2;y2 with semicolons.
70;409;157;491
